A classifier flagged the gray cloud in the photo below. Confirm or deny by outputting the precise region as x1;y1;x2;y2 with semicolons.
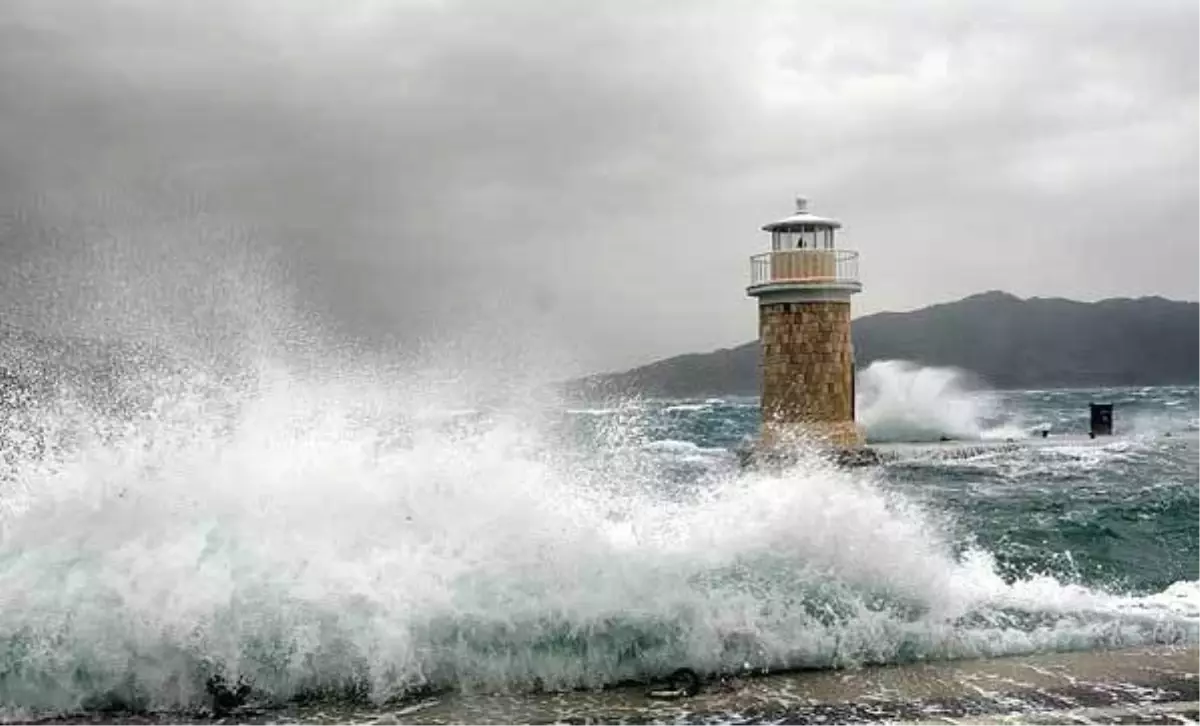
0;0;1195;375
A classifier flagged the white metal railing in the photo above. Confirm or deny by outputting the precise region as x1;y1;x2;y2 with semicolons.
749;249;859;287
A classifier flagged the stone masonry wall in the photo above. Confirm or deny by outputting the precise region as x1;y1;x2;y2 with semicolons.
759;301;862;447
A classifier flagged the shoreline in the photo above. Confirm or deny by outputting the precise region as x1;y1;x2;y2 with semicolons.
393;645;1200;725
15;645;1191;725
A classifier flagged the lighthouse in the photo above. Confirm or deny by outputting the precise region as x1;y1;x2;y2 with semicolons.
747;196;864;450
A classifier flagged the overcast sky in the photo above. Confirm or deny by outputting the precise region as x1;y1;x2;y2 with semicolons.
0;0;1196;375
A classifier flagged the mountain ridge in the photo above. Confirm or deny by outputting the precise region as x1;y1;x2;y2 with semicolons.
564;291;1200;400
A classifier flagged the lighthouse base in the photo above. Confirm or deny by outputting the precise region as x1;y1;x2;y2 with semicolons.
737;420;879;471
735;439;883;471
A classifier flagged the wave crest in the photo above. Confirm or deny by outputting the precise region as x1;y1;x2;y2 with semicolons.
857;360;1017;443
0;364;1195;717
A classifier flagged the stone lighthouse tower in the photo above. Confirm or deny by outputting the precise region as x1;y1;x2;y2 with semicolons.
747;196;863;450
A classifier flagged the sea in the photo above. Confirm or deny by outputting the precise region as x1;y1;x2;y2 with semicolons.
0;357;1196;724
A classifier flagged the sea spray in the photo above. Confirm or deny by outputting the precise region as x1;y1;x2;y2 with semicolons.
0;361;1195;718
856;360;1020;442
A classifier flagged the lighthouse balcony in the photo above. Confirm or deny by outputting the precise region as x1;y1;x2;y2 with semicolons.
748;249;860;292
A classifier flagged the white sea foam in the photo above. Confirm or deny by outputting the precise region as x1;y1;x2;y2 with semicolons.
857;360;1022;443
662;403;712;413
565;407;621;416
641;439;726;455
0;361;1194;717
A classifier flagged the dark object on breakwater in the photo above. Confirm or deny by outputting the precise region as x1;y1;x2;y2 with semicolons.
1090;403;1114;437
647;668;702;699
206;674;252;717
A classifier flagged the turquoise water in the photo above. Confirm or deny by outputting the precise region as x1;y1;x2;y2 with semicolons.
577;384;1199;595
0;361;1196;719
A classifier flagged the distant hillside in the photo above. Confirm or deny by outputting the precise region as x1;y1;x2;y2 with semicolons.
565;292;1200;399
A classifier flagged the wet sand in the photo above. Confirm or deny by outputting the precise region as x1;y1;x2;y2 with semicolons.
13;646;1196;724
379;645;1198;725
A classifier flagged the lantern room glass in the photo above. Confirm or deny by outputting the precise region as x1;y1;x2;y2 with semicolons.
771;226;835;250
